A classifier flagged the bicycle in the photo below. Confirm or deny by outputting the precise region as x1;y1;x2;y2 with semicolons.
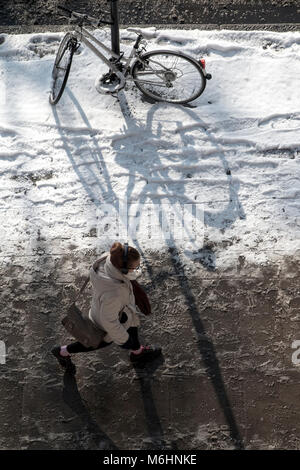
49;3;212;106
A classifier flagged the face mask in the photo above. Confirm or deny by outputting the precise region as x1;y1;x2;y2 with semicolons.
124;272;139;280
124;267;142;280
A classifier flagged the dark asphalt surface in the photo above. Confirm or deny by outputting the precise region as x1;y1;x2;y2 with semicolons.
2;250;300;449
0;0;299;32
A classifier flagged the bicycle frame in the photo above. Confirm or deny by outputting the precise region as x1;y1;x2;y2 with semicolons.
71;25;178;90
72;25;139;79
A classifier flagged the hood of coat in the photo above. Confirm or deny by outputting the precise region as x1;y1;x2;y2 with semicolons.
103;253;127;282
90;251;132;291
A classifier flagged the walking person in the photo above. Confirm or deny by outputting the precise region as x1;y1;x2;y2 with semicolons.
52;242;162;374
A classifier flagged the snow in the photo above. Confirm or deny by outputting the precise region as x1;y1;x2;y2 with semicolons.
0;28;299;268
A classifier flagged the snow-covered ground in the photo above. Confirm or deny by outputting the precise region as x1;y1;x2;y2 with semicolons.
1;28;299;269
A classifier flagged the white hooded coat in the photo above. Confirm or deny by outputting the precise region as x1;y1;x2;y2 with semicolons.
88;251;141;345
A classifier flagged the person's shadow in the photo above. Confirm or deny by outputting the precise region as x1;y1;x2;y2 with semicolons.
131;353;178;450
62;371;119;450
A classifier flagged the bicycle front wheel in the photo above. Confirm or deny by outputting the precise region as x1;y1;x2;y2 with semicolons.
49;33;75;105
131;50;206;104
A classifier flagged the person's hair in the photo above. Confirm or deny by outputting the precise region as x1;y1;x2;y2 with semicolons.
110;242;140;271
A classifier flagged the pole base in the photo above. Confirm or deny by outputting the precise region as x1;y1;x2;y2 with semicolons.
95;71;125;95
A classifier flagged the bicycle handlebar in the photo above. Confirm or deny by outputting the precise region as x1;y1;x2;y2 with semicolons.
57;5;113;27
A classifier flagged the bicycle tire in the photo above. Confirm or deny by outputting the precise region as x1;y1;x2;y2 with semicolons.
131;50;206;104
49;33;75;105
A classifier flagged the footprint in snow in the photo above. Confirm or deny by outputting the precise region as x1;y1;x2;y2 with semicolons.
27;35;63;58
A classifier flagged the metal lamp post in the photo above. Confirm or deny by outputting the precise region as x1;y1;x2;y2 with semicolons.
110;0;120;55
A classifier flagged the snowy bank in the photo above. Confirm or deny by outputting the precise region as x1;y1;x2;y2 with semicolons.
0;28;299;270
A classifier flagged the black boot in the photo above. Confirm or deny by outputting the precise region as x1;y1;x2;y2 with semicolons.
130;345;162;364
51;346;76;375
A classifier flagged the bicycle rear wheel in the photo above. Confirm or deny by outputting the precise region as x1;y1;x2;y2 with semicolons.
131;50;206;104
49;33;75;105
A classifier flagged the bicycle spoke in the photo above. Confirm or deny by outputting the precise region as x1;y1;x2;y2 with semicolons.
172;56;179;69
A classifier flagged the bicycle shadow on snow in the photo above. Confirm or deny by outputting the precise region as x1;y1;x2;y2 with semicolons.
114;89;245;273
51;97;113;207
51;87;245;449
51;90;170;450
115;90;245;227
